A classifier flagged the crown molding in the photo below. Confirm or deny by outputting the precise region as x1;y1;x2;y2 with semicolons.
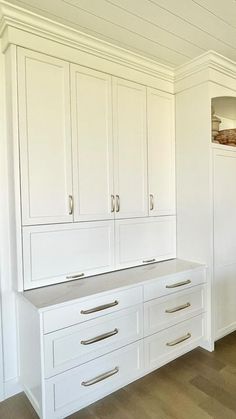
0;0;174;84
175;50;236;92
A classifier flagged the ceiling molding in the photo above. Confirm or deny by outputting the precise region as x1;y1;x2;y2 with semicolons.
175;50;236;84
0;0;174;83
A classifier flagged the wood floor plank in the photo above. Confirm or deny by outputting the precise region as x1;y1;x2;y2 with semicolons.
2;332;236;419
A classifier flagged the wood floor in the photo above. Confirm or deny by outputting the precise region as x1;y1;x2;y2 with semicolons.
1;332;236;419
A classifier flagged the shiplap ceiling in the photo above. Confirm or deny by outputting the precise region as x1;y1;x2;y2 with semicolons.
6;0;236;67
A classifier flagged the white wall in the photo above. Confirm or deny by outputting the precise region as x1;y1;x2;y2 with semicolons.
0;40;21;399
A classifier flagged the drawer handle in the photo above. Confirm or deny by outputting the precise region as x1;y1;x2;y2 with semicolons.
165;302;191;314
66;273;84;280
143;258;156;264
81;300;119;315
81;366;119;387
81;328;119;345
166;279;191;289
166;332;191;347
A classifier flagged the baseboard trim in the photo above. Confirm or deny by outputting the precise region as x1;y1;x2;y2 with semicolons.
4;377;22;399
215;323;236;342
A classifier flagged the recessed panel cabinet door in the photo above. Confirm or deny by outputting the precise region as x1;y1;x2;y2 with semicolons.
147;88;175;216
113;78;148;219
22;221;115;289
71;65;114;221
17;48;73;225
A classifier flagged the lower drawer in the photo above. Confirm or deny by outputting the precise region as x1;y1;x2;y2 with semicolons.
44;341;144;418
144;315;204;371
44;305;143;377
144;285;205;336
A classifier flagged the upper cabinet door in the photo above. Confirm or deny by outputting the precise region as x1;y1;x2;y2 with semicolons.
71;65;114;221
113;78;148;219
147;88;175;216
18;48;73;225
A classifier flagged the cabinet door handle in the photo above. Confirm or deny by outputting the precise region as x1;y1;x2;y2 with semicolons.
143;258;156;264
81;328;118;345
115;195;120;212
150;194;154;211
81;300;119;315
81;366;119;387
111;194;115;213
166;279;191;289
69;195;73;215
166;332;191;347
165;302;191;314
66;273;84;280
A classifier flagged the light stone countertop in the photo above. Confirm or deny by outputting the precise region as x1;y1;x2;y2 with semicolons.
21;258;206;310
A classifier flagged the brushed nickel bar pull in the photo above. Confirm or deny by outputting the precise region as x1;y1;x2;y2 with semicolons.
166;279;191;289
81;367;119;387
166;332;191;347
111;194;115;213
69;195;73;215
116;195;120;212
81;300;119;315
150;194;154;211
143;258;156;263
165;302;191;314
81;328;118;345
66;273;84;280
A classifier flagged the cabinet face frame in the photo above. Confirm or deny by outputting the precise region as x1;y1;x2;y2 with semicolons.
147;88;176;216
112;77;148;219
17;47;73;226
71;64;115;222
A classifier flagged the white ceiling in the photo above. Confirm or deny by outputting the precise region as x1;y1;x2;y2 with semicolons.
5;0;236;68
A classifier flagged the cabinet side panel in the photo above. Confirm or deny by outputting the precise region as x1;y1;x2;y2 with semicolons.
175;83;213;349
17;296;42;416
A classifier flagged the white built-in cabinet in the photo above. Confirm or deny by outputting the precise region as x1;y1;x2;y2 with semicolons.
15;47;176;289
147;88;175;216
71;65;113;222
113;78;148;219
18;49;73;225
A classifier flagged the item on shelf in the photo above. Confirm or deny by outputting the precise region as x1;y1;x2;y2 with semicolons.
211;107;221;143
215;129;236;146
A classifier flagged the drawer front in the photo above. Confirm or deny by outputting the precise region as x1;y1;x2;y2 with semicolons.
23;221;115;290
45;341;144;418
144;285;205;336
43;286;142;333
145;315;204;371
44;305;143;377
144;268;206;301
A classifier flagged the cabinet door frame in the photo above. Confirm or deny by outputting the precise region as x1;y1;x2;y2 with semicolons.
71;64;114;222
147;88;175;216
18;47;73;226
112;77;148;219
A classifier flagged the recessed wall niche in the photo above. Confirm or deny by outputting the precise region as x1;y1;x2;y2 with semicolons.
212;96;236;146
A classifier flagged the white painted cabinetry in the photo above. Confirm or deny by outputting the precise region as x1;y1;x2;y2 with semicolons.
17;260;206;419
18;48;73;226
147;88;175;216
213;148;236;338
71;65;114;222
113;77;148;219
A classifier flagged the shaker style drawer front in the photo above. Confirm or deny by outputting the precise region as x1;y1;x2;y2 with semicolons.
43;286;143;333
22;221;115;289
144;286;205;336
45;341;144;418
44;305;143;377
144;269;206;301
144;315;204;371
